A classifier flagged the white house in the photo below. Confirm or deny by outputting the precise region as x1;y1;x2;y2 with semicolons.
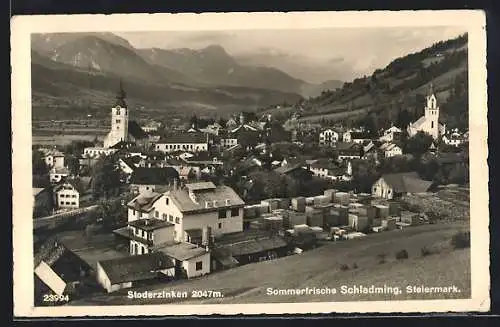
157;242;211;279
53;181;80;209
41;149;65;169
342;131;352;143
372;172;432;199
407;83;446;140
153;182;245;242
155;133;209;153
379;143;403;158
379;126;402;143
319;128;339;146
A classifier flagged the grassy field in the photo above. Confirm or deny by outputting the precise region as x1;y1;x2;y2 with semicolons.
70;221;470;305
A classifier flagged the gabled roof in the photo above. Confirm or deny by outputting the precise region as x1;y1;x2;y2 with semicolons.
274;164;308;175
98;252;174;285
53;179;84;194
127;192;163;212
166;184;245;213
130;167;179;185
215;235;288;257
380;172;432;193
128;218;174;231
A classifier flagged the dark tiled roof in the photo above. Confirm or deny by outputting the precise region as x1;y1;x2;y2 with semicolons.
130;167;179;185
158;133;207;144
350;132;372;139
98;252;174;285
380;172;432;193
274;164;306;175
128;218;174;231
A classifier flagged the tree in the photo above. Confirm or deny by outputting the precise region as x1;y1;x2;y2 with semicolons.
404;131;434;158
187;169;197;181
189;114;198;128
32;149;49;176
66;155;81;176
91;155;122;199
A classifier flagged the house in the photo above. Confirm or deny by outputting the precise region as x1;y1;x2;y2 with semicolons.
153;182;245;242
127;218;176;255
156;242;211;279
319;128;339;146
407;83;446;140
371;172;433;199
309;159;351;181
49;167;70;184
126;192;164;222
274;164;313;180
96;252;175;293
220;125;260;150
41;148;65;169
141;120;162;133
342;130;352;143
379;126;402;143
33;187;53;218
213;231;290;268
442;131;465;147
336;142;363;160
350;132;373;144
154;133;209;153
379;142;403;158
34;238;93;301
129;167;180;194
53;180;81;209
199;123;222;136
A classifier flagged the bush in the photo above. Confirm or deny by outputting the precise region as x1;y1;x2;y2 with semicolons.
395;249;409;260
352;262;358;269
451;230;470;249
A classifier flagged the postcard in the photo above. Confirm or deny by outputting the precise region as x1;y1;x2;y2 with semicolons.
11;10;489;317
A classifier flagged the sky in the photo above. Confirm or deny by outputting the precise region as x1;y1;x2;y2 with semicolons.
116;26;467;84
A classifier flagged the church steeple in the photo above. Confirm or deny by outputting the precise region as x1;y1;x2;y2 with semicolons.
115;79;127;108
427;82;434;97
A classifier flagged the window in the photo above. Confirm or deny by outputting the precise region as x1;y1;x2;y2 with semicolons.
169;215;173;222
133;209;136;216
231;208;239;217
60;201;64;205
218;210;227;219
218;223;222;229
60;194;65;198
195;261;203;271
162;213;167;220
175;217;180;224
71;202;76;205
166;197;169;205
431;121;434;128
155;211;159;218
116;119;121;124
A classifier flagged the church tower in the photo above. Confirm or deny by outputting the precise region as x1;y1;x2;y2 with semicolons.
424;83;439;139
104;80;129;148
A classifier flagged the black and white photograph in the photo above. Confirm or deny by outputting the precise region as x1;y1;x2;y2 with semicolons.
11;11;489;316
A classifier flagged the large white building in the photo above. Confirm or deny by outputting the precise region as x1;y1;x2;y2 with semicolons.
103;81;131;148
319;128;339;146
155;133;209;153
407;84;446;140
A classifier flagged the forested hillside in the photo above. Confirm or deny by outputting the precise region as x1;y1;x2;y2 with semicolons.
261;33;469;131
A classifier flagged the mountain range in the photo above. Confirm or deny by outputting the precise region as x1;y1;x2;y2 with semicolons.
31;32;344;120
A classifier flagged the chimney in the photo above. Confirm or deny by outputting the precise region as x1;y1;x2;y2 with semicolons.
202;226;212;247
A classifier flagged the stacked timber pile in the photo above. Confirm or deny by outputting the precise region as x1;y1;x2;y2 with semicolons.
401;193;470;221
